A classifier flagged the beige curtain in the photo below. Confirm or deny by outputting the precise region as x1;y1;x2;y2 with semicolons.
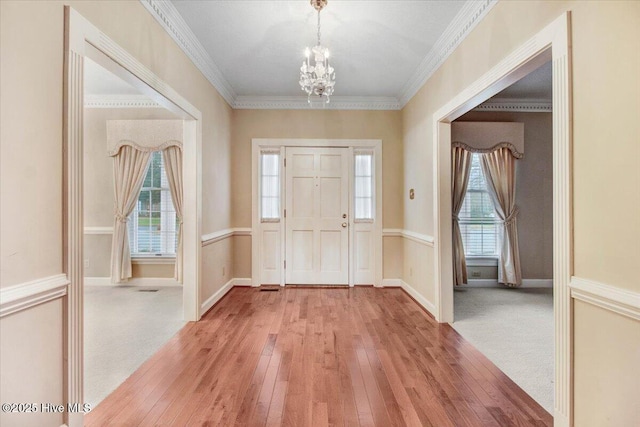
110;145;151;283
162;146;183;282
452;146;473;286
480;147;522;287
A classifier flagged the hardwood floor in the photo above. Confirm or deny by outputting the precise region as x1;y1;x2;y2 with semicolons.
85;287;552;426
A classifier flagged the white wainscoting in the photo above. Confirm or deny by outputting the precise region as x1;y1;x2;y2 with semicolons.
570;277;640;321
0;274;70;318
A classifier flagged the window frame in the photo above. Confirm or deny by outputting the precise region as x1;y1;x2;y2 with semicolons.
259;150;281;223
354;150;375;223
129;151;178;258
458;153;500;258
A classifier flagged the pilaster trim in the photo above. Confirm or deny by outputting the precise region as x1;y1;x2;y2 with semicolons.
570;277;640;321
0;274;70;318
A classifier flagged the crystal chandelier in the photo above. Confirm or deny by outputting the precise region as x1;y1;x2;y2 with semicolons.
299;0;335;103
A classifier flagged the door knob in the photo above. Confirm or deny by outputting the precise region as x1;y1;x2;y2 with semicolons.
342;214;347;218
342;222;347;228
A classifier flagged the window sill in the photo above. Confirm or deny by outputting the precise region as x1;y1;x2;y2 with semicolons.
131;256;175;265
465;256;498;267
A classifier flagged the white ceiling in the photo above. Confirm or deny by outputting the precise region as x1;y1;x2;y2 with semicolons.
171;0;467;99
93;1;549;110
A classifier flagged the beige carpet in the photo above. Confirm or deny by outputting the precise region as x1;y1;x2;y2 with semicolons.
451;287;554;414
83;285;186;408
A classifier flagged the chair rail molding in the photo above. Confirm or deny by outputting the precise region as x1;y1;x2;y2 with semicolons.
570;277;640;321
201;228;252;246
0;274;70;318
382;228;434;247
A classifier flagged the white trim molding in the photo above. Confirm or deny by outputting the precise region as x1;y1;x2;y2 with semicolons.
201;228;252;246
233;96;400;111
570;277;640;321
383;228;434;247
84;277;181;287
84;94;161;109
0;274;70;318
84;226;114;235
139;0;236;106
400;280;436;317
474;98;552;112
200;278;252;315
399;0;497;106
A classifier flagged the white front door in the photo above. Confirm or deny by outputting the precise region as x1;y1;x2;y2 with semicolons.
285;147;349;285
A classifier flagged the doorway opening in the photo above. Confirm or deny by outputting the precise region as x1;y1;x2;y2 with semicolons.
63;7;202;426
450;60;554;412
432;13;573;424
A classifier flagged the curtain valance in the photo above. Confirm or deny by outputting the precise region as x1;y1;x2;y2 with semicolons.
107;120;183;156
451;121;524;158
451;141;524;159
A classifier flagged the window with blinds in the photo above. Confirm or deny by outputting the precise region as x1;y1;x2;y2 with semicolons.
354;152;374;220
128;151;178;256
459;153;499;257
260;152;280;221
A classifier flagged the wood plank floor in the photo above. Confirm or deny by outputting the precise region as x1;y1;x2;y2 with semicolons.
85;287;552;426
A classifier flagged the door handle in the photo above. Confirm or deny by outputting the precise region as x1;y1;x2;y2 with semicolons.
342;222;347;228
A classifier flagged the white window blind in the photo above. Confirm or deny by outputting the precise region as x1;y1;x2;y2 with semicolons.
260;152;280;221
354;153;374;220
128;151;177;256
459;153;499;257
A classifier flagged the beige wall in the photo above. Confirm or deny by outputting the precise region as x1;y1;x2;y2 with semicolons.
84;108;178;278
457;112;553;280
231;109;404;279
0;1;232;425
402;0;640;424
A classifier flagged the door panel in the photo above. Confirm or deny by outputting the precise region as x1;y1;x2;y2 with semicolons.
286;147;349;284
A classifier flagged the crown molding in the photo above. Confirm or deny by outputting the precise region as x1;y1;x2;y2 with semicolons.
139;0;236;106
399;0;497;107
474;98;553;112
140;0;495;110
84;94;161;109
233;96;401;111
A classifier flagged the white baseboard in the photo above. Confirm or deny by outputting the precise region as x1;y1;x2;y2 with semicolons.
84;277;181;287
570;276;640;321
465;279;553;288
200;279;234;315
382;278;437;318
231;278;252;287
381;278;402;287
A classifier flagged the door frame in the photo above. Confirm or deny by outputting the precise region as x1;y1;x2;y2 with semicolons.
64;7;202;426
251;139;382;287
432;13;573;426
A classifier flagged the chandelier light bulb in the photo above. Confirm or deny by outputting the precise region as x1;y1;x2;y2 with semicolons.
304;48;310;58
